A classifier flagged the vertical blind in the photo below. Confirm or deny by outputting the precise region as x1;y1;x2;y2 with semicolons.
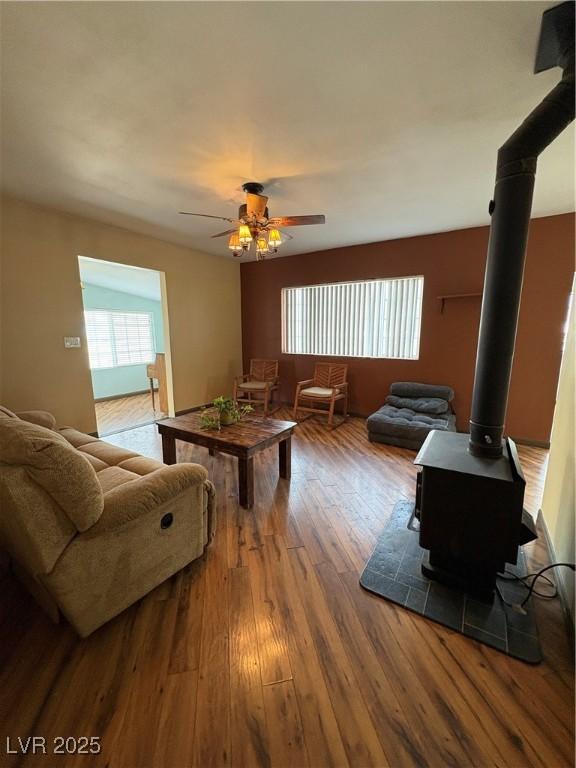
282;276;424;359
84;310;156;369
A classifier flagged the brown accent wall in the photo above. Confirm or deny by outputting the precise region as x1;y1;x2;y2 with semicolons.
241;213;574;443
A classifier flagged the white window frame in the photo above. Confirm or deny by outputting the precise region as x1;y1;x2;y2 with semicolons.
84;309;156;370
281;276;424;360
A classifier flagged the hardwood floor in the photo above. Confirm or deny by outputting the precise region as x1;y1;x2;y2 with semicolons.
94;393;167;436
1;411;573;768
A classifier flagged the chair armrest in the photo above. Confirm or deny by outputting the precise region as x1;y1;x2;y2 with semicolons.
15;410;57;431
337;382;349;392
234;374;250;384
296;379;314;388
89;463;209;533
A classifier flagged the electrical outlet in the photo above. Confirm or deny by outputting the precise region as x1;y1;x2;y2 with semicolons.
64;337;81;348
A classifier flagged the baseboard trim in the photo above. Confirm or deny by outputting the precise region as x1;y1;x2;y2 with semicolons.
94;389;157;403
537;509;575;642
175;403;211;416
512;437;550;449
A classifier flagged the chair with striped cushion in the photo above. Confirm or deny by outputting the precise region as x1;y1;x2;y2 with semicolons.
233;359;279;417
292;363;349;427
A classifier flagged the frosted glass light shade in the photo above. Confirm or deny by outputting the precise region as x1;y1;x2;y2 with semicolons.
238;225;253;244
268;229;282;248
228;232;241;251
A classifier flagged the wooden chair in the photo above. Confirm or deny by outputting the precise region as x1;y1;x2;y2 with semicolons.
146;353;167;414
292;363;348;427
233;359;279;417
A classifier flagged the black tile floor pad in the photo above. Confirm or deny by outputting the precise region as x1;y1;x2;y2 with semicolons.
360;500;542;664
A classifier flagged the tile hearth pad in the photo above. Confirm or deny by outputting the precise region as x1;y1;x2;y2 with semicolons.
360;500;542;663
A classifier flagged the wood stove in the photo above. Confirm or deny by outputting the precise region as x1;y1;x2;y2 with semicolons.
415;431;536;597
414;1;574;597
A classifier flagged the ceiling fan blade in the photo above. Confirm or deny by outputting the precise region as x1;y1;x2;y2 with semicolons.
211;228;239;239
268;215;325;227
246;193;269;218
179;212;236;223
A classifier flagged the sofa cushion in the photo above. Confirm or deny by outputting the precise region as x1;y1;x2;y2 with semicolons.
0;407;58;430
0;418;103;531
386;395;449;415
16;411;57;430
82;454;109;472
77;442;139;466
118;456;165;475
390;382;454;401
59;427;100;448
0;464;77;575
91;464;209;532
97;466;141;494
367;405;454;437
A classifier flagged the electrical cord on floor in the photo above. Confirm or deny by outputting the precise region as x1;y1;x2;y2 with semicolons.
499;569;558;599
496;563;576;614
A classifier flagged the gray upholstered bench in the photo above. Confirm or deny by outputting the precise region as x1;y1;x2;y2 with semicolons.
366;382;456;450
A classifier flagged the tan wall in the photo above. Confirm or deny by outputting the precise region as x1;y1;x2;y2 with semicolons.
541;278;575;619
0;196;243;433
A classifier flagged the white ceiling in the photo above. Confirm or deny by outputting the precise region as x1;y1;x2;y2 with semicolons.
1;1;574;260
78;256;162;301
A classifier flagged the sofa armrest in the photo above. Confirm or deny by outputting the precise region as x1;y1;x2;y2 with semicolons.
16;410;57;431
204;478;217;539
89;463;209;533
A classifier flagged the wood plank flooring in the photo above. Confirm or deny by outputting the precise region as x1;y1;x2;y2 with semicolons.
0;410;573;768
94;393;166;436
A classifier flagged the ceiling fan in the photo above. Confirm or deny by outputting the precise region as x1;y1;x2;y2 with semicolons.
179;182;325;259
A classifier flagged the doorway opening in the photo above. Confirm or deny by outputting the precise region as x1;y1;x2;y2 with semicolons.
78;256;174;436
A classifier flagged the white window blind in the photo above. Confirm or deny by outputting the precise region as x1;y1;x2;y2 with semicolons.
282;276;424;359
84;310;155;369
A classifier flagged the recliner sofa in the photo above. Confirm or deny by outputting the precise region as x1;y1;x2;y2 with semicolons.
0;405;215;637
366;382;456;450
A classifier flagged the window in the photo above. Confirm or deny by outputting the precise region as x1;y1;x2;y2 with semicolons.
84;310;155;369
282;276;424;359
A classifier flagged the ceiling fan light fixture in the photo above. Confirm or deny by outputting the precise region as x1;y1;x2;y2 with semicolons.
268;229;282;250
228;232;241;254
238;224;253;244
178;182;325;261
255;236;269;255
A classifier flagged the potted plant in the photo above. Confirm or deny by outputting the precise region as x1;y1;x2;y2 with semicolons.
200;396;253;430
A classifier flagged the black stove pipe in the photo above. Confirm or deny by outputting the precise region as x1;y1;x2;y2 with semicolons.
469;2;575;458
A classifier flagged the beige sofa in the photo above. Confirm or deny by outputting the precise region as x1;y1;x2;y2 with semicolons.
0;406;215;637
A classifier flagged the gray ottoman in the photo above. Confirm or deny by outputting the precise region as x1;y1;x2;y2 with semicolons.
367;382;456;450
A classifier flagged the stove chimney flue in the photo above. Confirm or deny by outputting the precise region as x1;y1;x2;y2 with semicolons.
469;1;575;458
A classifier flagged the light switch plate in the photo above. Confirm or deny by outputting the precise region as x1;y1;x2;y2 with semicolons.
64;337;81;348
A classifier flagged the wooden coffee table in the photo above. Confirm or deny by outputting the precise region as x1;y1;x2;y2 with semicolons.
156;414;297;509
